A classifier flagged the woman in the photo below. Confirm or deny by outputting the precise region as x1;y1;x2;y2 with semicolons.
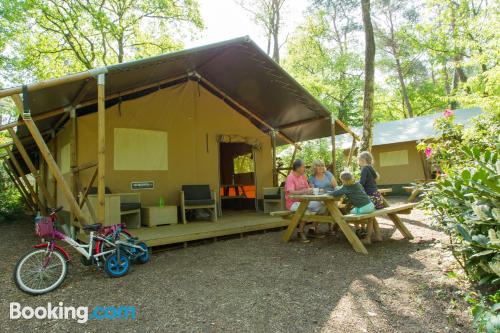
285;159;324;243
308;159;337;236
308;159;337;192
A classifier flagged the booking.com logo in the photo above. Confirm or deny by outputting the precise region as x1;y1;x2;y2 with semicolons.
10;302;136;323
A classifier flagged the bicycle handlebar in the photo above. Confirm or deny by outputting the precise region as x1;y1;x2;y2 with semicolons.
50;206;64;214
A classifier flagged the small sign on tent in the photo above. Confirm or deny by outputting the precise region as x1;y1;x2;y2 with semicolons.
131;181;155;190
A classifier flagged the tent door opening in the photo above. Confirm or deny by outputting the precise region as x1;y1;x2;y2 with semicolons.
219;142;256;211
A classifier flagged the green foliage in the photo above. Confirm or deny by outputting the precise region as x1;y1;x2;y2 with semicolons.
0;140;23;220
467;291;500;333
283;3;364;126
277;139;357;182
419;110;499;283
1;0;203;83
418;109;500;332
0;172;23;220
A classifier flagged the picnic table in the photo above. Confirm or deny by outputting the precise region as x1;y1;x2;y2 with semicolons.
403;180;433;202
277;192;416;254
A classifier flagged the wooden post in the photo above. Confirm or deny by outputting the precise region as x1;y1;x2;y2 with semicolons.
7;150;44;212
97;73;106;225
4;160;33;204
11;95;87;225
287;145;299;176
8;128;55;208
3;162;35;213
49;132;57;205
331;117;337;177
79;166;98;224
69;108;79;234
271;130;278;187
347;134;357;167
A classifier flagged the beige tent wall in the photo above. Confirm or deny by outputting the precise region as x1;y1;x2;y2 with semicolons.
52;80;272;211
54;124;72;209
371;142;425;185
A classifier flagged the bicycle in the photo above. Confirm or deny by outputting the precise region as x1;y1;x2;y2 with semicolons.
92;223;150;265
13;207;149;295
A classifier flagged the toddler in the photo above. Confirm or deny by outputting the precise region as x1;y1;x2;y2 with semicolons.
330;171;375;215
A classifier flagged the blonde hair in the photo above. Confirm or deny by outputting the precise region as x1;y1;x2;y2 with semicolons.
340;171;355;185
358;151;374;164
311;159;326;174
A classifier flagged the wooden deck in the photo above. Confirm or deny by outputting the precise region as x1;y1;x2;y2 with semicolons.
127;211;288;247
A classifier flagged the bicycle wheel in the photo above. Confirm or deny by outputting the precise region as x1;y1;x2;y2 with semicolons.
134;242;150;264
14;248;67;295
95;228;133;255
104;253;129;278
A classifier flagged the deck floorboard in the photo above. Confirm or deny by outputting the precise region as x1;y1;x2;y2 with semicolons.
126;211;288;246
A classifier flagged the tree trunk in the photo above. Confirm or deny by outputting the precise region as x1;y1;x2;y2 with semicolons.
360;0;375;152
450;2;468;92
118;37;124;63
443;63;451;96
394;54;413;118
272;0;280;63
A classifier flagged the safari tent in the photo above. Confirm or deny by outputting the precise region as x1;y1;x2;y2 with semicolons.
335;108;482;193
0;37;357;246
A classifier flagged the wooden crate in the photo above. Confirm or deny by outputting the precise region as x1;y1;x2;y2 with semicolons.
141;206;178;227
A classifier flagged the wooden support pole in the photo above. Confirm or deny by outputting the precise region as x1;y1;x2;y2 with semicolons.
197;75;295;145
69;108;79;196
4;160;32;203
0;141;13;149
97;73;106;225
287;145;299;176
347;134;357;167
331;117;337;177
0;108;69;133
6;150;43;212
11;95;87;225
0;69;100;99
72;161;97;173
49;132;57;206
80;167;98;208
8;128;55;208
3;162;35;213
271;130;278;187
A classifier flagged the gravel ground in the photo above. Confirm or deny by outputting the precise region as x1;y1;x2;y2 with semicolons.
0;199;472;333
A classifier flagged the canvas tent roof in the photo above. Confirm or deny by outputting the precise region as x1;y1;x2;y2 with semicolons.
1;36;353;151
335;108;482;150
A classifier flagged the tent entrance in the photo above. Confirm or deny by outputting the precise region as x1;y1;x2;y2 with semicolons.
219;142;256;211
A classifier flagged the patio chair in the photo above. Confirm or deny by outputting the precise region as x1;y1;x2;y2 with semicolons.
263;187;285;213
180;185;218;224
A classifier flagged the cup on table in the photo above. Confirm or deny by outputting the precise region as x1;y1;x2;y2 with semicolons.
312;188;320;195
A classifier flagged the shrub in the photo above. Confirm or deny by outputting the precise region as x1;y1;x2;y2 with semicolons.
418;109;499;332
0;166;24;220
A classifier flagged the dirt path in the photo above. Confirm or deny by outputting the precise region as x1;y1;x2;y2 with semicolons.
0;202;472;332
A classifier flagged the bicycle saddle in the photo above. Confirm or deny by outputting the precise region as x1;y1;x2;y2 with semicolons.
82;223;102;232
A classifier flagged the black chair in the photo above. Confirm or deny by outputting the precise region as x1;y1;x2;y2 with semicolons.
180;185;218;223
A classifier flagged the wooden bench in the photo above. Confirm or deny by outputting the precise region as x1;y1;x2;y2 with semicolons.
343;203;416;221
271;202;417;244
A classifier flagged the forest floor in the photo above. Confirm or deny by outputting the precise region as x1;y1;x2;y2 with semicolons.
0;198;473;332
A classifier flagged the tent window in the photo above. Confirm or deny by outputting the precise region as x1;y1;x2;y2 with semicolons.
379;150;409;167
114;128;168;171
233;153;254;174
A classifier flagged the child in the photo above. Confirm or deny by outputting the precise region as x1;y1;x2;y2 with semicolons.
330;171;381;244
330;171;375;215
358;151;385;209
